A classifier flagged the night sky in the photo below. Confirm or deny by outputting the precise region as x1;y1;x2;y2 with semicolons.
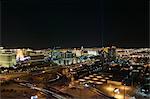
1;0;149;48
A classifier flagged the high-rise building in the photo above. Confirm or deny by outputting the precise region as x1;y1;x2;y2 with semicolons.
0;51;16;67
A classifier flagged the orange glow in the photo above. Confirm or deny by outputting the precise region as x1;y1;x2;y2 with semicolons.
16;49;24;60
103;84;132;99
105;85;114;91
96;76;103;79
120;85;131;90
95;81;103;85
92;78;99;81
114;94;124;99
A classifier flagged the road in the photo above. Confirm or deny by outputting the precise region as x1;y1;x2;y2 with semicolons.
19;82;72;99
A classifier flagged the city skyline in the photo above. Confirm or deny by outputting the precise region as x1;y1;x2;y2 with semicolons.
1;0;149;48
0;1;149;97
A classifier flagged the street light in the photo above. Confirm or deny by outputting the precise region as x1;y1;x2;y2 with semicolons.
113;88;120;98
124;84;126;99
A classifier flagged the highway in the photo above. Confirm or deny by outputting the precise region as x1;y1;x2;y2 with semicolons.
13;69;74;99
19;82;72;99
48;74;60;82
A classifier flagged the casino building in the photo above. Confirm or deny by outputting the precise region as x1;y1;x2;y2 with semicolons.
0;51;16;67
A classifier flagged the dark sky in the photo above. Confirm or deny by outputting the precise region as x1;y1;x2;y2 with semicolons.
1;0;149;48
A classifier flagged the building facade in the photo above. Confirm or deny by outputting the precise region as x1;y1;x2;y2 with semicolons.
0;52;16;67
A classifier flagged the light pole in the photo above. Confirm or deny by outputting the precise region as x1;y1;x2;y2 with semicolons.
124;84;126;99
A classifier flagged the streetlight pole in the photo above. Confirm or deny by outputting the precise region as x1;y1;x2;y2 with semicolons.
124;84;126;99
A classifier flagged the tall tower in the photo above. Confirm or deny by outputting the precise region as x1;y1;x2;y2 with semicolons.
101;0;104;47
97;0;104;47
